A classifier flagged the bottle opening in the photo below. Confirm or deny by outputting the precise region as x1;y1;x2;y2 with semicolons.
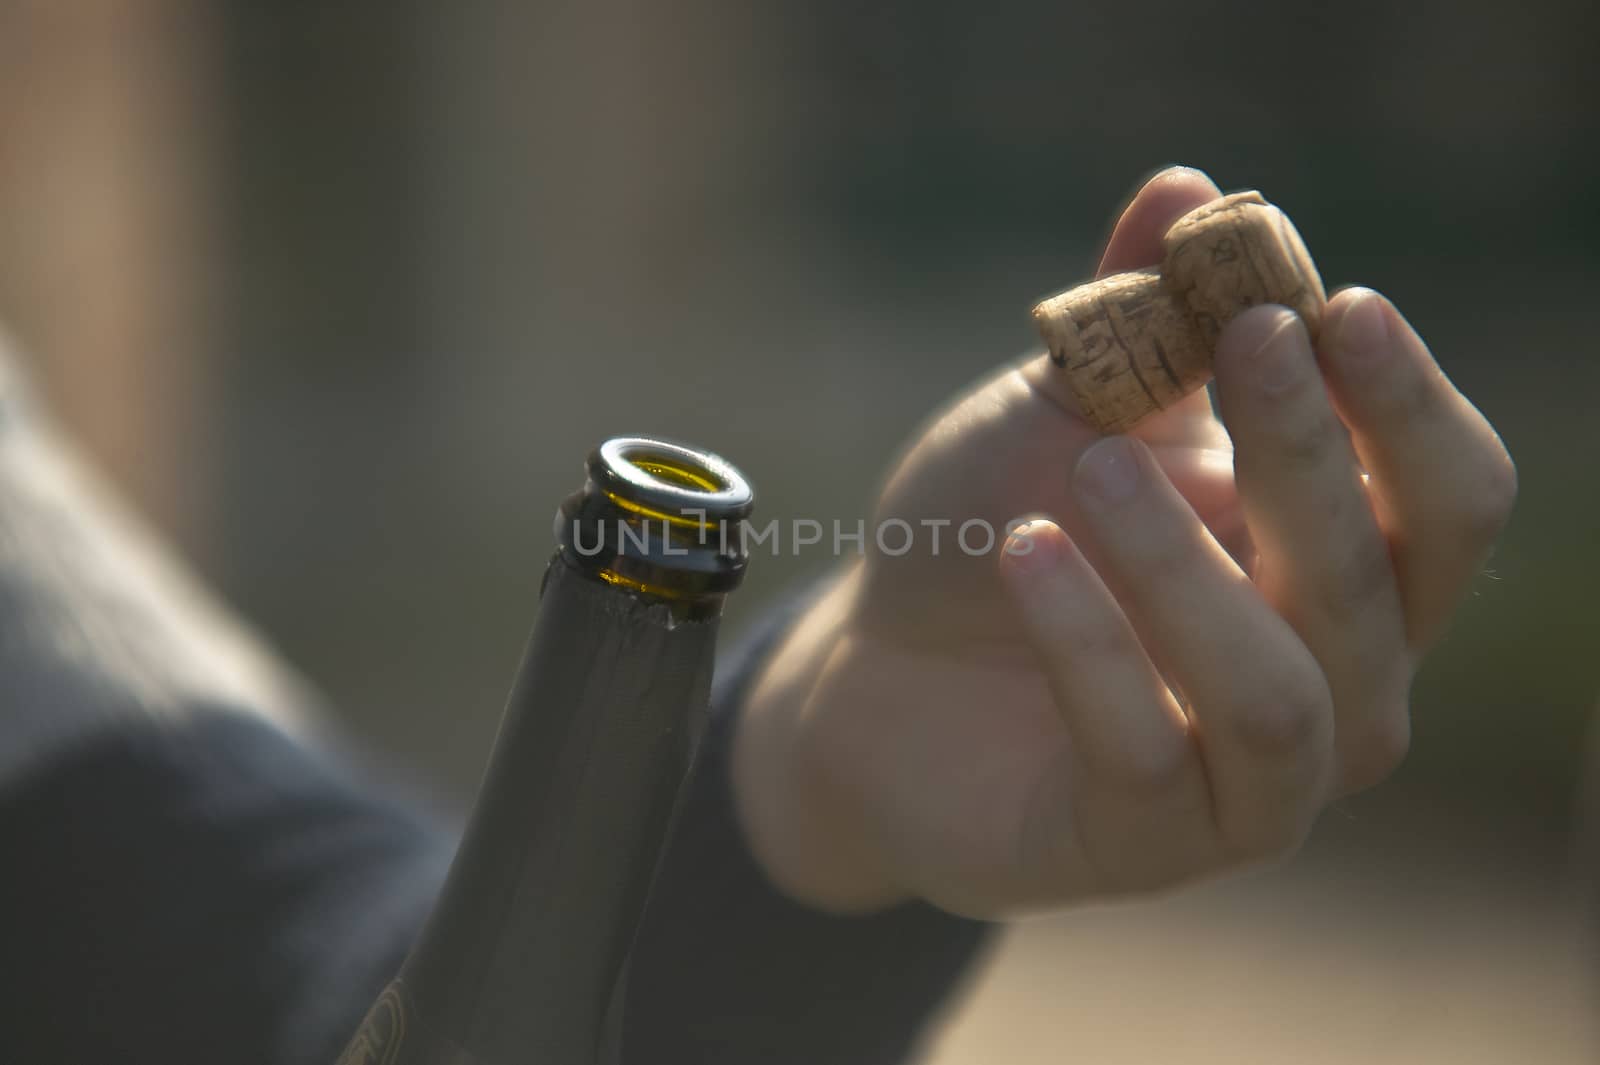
555;437;755;610
619;447;726;494
595;438;753;522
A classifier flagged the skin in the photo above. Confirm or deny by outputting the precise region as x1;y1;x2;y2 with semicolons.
731;166;1518;918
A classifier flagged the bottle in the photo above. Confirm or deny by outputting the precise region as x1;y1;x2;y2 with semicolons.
336;436;754;1065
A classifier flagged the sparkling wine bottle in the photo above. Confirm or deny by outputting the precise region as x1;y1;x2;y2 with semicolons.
336;436;753;1065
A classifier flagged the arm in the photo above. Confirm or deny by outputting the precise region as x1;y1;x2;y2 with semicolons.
0;339;451;1063
0;335;986;1065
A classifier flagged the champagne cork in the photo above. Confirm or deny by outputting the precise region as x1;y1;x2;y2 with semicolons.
1032;191;1326;432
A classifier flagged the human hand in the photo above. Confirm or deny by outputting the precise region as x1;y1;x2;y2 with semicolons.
732;167;1516;917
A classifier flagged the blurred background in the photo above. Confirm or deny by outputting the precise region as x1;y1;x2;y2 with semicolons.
1;1;1596;1060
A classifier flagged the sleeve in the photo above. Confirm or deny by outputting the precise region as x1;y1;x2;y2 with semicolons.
0;710;452;1065
0;348;452;1065
0;341;990;1065
0;591;990;1065
623;583;996;1065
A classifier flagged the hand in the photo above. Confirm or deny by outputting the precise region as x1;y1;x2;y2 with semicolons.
731;167;1516;917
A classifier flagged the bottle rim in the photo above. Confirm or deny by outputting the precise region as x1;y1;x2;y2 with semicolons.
592;437;753;522
553;436;754;610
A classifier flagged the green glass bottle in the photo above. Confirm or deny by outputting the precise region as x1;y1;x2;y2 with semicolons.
336;436;753;1065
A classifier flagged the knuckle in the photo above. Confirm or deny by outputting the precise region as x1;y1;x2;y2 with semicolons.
1308;520;1397;622
1339;708;1412;793
1337;677;1414;793
1097;734;1193;800
1034;611;1140;684
1227;670;1333;759
1219;807;1314;863
1123;531;1198;593
1257;404;1342;473
1455;448;1518;545
1367;359;1436;424
1056;615;1137;664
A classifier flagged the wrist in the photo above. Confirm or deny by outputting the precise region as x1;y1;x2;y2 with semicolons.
729;570;908;913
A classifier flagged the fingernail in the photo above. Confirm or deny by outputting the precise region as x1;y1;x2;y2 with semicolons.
1331;288;1391;368
1150;164;1212;187
1222;305;1307;395
1002;520;1064;577
1074;437;1143;505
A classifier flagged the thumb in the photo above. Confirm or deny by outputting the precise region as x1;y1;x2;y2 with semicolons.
1023;166;1225;422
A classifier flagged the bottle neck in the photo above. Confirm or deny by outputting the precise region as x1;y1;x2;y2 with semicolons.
395;558;723;1063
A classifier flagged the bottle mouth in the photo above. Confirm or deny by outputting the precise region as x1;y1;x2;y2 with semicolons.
593;438;753;527
555;436;754;608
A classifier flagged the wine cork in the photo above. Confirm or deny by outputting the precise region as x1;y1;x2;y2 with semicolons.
1033;191;1327;433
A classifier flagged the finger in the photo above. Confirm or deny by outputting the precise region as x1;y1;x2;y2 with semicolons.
1213;306;1412;793
1153;444;1253;569
1134;389;1224;446
999;520;1195;785
1316;289;1518;650
1070;436;1334;857
999;519;1215;889
1096;166;1223;276
1090;167;1223;432
1020;165;1225;429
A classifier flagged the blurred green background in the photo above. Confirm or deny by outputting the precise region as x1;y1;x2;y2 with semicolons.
2;1;1595;1060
